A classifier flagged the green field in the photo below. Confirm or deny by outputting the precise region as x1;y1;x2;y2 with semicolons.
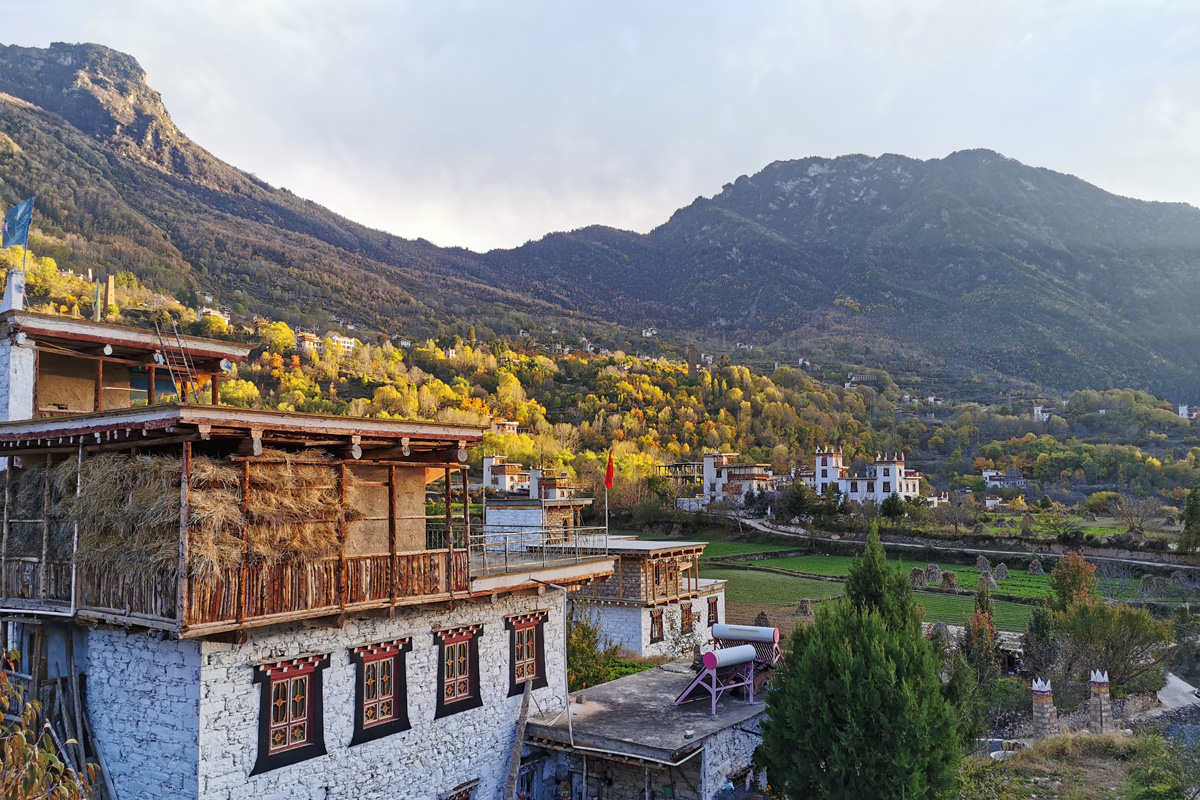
742;554;1053;600
702;564;1034;631
621;527;796;560
701;567;845;604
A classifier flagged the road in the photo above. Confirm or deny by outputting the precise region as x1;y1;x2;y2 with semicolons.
739;517;1200;572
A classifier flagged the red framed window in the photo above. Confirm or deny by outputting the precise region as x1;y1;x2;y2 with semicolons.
350;639;411;745
435;626;482;718
681;603;694;632
883;482;891;493
507;612;548;696
708;596;719;626
252;655;328;775
650;609;664;643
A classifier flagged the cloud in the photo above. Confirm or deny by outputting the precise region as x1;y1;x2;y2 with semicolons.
5;1;1200;250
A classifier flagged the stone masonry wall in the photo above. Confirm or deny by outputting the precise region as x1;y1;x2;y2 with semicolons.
198;591;566;800
701;717;763;797
85;628;203;799
591;556;648;601
543;750;703;800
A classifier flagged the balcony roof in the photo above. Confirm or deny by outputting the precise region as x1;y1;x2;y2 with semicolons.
0;403;485;452
3;309;251;365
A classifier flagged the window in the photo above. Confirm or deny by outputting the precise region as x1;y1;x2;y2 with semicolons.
820;456;827;466
708;596;719;626
867;482;874;493
883;468;891;477
507;612;548;696
435;626;483;718
650;609;664;643
680;603;694;632
850;481;858;493
441;780;480;800
883;482;891;493
350;639;411;746
821;469;827;478
653;562;665;586
252;655;328;774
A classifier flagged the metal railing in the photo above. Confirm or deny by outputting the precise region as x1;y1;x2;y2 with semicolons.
468;525;608;577
425;520;468;550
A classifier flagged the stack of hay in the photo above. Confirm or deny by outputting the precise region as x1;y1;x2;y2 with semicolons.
11;449;363;577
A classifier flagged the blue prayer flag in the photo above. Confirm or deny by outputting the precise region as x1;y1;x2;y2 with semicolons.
2;196;34;249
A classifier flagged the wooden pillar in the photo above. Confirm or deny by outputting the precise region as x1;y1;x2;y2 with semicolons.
211;373;221;406
1;458;10;600
39;454;50;600
444;467;453;595
32;350;39;418
94;359;104;412
617;556;623;602
148;367;157;406
460;467;470;550
71;444;82;614
237;460;250;625
177;441;191;631
338;463;348;615
389;465;398;608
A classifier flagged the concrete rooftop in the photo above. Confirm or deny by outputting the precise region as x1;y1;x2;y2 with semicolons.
525;661;765;763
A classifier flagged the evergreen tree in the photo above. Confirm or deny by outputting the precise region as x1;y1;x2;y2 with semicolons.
1181;488;1200;554
758;527;959;799
1021;605;1060;679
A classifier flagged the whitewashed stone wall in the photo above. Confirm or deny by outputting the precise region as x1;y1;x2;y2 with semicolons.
85;628;203;799
700;716;763;797
0;338;34;424
583;587;726;658
542;751;702;800
198;591;566;800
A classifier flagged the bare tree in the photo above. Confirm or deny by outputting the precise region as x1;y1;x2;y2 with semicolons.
934;492;979;536
1035;502;1082;540
1095;559;1139;602
1110;494;1162;534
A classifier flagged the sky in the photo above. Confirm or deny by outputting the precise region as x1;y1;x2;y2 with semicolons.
4;0;1200;252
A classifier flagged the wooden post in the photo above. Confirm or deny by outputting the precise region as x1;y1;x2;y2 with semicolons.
39;454;50;600
71;444;81;614
1;458;10;600
617;556;623;602
388;465;397;609
149;366;157;406
177;441;191;631
460;467;470;550
338;463;348;615
94;359;103;412
443;467;453;595
211;373;220;406
237;460;250;625
32;350;39;418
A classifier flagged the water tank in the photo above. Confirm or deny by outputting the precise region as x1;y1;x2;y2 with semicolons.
702;644;757;670
711;624;779;644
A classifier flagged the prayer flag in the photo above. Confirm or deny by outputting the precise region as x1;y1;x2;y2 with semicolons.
2;196;34;249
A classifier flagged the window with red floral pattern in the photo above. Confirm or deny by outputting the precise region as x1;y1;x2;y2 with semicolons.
435;626;483;718
350;639;411;746
507;612;548;696
252;655;328;775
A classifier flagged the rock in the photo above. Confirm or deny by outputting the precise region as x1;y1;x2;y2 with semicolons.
1028;558;1044;576
976;555;991;572
994;563;1010;581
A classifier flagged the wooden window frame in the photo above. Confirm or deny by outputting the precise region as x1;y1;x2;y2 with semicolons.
435;625;483;718
649;608;664;643
681;602;694;632
507;612;549;697
708;596;719;626
350;639;412;746
251;655;329;775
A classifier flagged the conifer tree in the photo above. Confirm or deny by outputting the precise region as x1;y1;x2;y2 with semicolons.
758;528;959;799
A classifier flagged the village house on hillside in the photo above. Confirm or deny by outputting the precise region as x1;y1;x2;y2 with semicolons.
801;448;923;504
657;452;783;511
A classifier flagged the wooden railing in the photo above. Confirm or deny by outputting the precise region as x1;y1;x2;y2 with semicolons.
79;565;176;622
2;559;72;606
182;550;470;632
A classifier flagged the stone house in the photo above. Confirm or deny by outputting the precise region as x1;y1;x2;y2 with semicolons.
571;538;726;658
0;287;616;798
806;448;923;504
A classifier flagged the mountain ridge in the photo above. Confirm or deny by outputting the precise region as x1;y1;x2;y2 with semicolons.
0;42;1198;395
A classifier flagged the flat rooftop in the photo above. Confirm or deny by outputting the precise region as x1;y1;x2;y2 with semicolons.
544;535;708;555
526;661;764;763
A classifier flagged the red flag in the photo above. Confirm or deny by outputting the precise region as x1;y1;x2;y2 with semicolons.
604;450;614;490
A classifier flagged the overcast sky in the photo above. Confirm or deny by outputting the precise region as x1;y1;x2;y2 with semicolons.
4;1;1200;252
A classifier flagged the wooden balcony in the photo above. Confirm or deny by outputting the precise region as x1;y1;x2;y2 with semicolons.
0;407;617;636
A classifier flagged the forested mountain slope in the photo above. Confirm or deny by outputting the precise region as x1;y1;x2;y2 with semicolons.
1;42;1199;395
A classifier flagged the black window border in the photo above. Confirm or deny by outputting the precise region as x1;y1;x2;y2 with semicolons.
350;639;413;746
506;612;549;697
650;608;664;643
434;626;484;719
708;596;719;626
251;655;329;775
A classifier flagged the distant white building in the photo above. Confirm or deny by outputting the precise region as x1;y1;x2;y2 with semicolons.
981;469;1031;491
1179;404;1200;420
804;448;922;503
489;418;519;435
1033;404;1053;422
326;333;358;354
641;328;658;338
660;452;782;510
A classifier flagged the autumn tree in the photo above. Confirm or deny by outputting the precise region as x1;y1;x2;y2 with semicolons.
1047;550;1099;611
960;583;1000;694
1180;488;1200;554
934;491;979;536
259;321;296;354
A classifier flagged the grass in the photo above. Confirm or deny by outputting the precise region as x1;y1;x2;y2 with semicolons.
743;553;1054;600
618;526;797;559
700;567;844;604
703;565;1032;630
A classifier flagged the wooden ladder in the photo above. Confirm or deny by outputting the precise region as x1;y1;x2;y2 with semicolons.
154;319;200;403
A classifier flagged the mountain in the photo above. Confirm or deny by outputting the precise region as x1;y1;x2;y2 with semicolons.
0;42;1199;396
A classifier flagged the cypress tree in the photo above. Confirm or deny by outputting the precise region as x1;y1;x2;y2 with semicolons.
758;527;960;799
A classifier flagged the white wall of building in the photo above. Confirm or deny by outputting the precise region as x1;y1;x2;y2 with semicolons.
85;628;203;799
700;717;763;798
585;591;725;658
0;337;35;423
198;591;566;800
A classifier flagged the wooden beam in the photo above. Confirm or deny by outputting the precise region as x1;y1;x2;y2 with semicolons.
93;359;103;413
338;463;348;620
1;459;10;601
237;460;250;626
39;454;50;601
389;465;397;611
444;467;453;595
148;366;156;406
211;373;220;407
177;441;191;631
